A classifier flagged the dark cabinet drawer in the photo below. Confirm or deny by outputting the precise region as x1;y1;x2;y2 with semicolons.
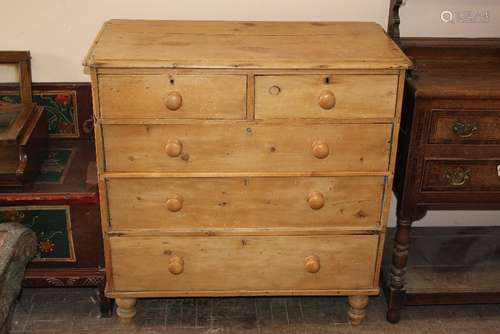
422;160;500;192
429;109;500;145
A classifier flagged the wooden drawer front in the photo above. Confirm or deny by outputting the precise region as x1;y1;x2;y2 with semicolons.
110;235;378;292
98;74;246;119
107;176;385;230
422;160;500;192
429;110;500;144
254;75;398;119
102;123;392;172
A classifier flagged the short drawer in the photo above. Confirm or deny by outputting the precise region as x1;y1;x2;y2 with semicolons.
422;160;500;192
110;235;378;292
254;75;398;119
98;74;247;119
106;176;385;231
102;123;392;173
429;109;500;144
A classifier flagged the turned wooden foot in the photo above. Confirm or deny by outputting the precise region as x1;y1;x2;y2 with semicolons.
387;305;401;324
348;295;369;325
115;297;136;323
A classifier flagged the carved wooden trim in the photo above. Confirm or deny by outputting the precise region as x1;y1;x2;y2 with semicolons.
387;0;403;44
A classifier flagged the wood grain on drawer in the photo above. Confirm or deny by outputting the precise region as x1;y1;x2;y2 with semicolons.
255;75;398;119
429;109;500;144
422;160;500;192
110;235;378;292
102;123;392;173
106;176;385;230
98;74;246;119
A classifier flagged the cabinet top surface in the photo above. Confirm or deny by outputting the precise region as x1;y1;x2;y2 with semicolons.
84;20;411;70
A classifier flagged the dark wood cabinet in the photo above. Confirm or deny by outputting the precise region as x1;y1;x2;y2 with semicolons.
0;83;112;316
0;139;112;316
382;20;500;322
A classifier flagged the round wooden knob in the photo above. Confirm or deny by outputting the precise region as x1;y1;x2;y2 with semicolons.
168;255;184;275
312;141;329;159
304;255;320;273
165;139;183;157
318;90;336;110
307;191;325;210
166;195;183;212
164;91;183;111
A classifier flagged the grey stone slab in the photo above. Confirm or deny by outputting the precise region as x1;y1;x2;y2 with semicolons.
268;298;290;327
194;298;213;328
211;298;258;331
300;297;340;325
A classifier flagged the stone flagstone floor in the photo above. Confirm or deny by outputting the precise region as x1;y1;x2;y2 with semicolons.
10;288;500;333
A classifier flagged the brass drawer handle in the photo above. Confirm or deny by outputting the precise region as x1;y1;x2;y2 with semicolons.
307;191;325;210
318;90;336;110
452;121;479;138
444;167;471;186
168;255;184;275
312;141;329;159
164;91;183;111
166;194;183;212
304;255;320;273
165;139;183;157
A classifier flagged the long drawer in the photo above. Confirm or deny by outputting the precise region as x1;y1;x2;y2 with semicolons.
428;109;500;145
255;75;399;119
106;176;385;230
422;160;500;192
110;235;379;292
98;74;247;119
102;123;392;172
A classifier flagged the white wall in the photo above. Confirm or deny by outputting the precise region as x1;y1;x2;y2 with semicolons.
1;0;391;82
1;0;499;227
401;0;500;38
2;0;498;82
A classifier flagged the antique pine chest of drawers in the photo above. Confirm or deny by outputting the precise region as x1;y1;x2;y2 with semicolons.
84;20;411;325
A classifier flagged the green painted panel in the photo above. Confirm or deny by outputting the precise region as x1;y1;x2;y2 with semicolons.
0;206;75;261
0;91;78;137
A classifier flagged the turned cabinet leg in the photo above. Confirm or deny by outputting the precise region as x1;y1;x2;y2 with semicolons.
348;295;369;325
98;281;114;318
115;297;137;322
387;217;413;323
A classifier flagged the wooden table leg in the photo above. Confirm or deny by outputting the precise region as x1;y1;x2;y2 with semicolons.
115;297;136;323
348;295;369;325
387;216;413;323
98;280;114;318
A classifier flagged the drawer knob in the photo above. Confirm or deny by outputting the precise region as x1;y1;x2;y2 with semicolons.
444;167;471;186
268;85;281;95
312;141;329;159
304;255;321;273
164;91;183;111
318;90;336;110
165;139;183;157
168;255;184;275
452;121;479;138
166;195;183;212
307;191;325;210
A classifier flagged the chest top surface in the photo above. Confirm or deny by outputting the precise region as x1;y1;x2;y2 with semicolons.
84;20;411;70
